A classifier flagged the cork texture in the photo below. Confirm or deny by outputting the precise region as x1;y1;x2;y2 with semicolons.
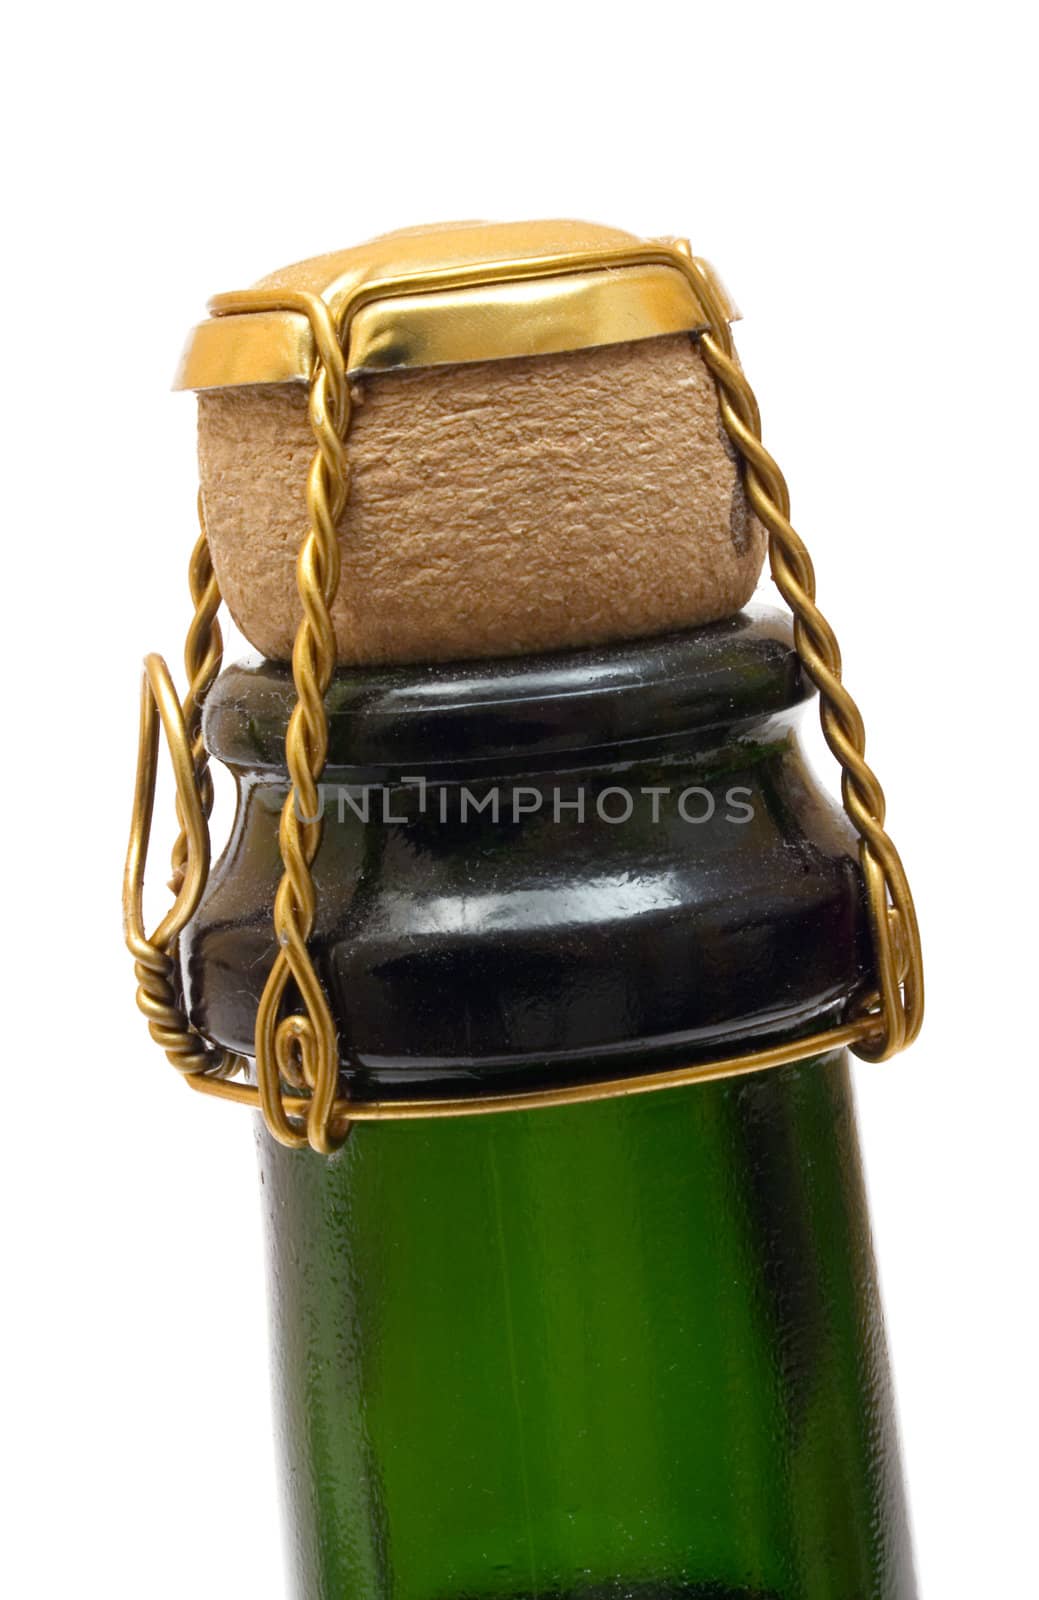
197;333;765;665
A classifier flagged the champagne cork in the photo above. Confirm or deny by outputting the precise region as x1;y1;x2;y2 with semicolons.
180;221;766;665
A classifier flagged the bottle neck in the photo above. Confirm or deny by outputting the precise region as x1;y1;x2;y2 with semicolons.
261;1050;916;1600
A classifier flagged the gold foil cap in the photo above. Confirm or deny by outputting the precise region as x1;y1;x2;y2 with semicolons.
172;219;739;390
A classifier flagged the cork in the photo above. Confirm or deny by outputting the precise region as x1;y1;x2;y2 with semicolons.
197;332;765;665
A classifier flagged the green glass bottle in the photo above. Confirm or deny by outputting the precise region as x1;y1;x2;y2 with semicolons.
186;609;916;1599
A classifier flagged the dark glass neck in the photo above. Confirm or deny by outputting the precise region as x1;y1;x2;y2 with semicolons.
185;607;873;1101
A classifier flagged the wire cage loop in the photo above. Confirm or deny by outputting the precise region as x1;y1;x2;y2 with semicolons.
123;652;244;1082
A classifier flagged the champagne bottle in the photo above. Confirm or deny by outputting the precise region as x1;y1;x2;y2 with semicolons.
127;222;921;1600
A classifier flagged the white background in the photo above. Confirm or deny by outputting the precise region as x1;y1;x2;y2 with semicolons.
2;2;1035;1594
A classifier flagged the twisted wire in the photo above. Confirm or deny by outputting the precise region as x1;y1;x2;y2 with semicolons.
130;945;222;1076
687;257;923;1058
250;292;351;1153
169;493;224;896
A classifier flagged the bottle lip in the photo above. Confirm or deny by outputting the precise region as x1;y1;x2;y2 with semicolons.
203;607;811;776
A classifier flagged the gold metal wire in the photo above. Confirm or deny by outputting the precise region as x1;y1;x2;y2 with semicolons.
680;253;923;1062
168;495;223;896
184;1019;876;1140
123;651;244;1082
246;291;350;1155
125;243;923;1152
